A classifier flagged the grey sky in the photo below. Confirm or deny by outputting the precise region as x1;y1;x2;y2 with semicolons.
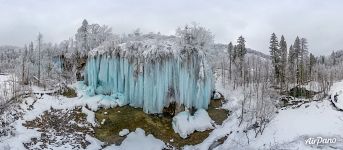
0;0;342;55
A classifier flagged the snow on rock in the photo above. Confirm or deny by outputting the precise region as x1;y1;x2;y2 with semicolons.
85;35;214;114
101;119;106;125
329;81;343;110
119;129;130;137
213;91;221;100
82;106;97;126
104;128;165;150
172;109;214;139
85;134;104;150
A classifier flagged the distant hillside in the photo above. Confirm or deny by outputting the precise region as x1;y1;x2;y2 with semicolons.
211;43;270;59
0;45;20;51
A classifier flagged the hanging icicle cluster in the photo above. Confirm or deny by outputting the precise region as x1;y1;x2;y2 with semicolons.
85;34;213;113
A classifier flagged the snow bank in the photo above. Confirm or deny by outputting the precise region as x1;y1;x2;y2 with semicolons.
0;120;41;150
85;134;104;150
15;82;124;122
329;81;343;110
85;37;214;113
119;129;130;136
172;109;214;139
82;106;97;126
104;128;165;150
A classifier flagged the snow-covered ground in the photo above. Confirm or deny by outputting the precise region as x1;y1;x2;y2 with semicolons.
1;72;343;150
249;99;343;149
185;76;343;149
0;81;167;150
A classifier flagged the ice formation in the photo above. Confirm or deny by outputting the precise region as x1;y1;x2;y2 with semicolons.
85;35;213;113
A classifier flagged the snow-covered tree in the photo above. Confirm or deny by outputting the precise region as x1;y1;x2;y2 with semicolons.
308;53;316;80
279;35;287;89
228;42;234;80
37;33;43;86
236;36;246;77
21;45;28;84
76;19;89;53
176;23;214;56
269;33;280;85
299;38;308;84
293;36;301;84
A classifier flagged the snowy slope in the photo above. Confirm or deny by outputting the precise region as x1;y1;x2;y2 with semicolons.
0;82;167;150
186;79;343;150
2;77;343;150
248;99;343;149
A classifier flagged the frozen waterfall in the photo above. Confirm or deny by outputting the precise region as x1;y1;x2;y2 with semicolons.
85;36;214;113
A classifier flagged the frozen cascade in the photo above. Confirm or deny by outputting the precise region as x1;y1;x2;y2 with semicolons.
85;36;214;113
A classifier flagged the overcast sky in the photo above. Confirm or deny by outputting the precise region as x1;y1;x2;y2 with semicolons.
0;0;342;55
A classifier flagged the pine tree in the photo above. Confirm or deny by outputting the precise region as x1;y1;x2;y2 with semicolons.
269;33;280;85
22;45;28;84
233;45;238;62
331;51;336;65
293;36;301;84
236;36;246;77
308;53;316;80
279;35;287;89
37;33;43;86
29;42;34;64
319;55;325;64
299;38;308;84
76;19;89;52
228;42;233;80
288;44;296;83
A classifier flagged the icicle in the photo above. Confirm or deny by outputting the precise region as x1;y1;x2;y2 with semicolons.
85;39;214;114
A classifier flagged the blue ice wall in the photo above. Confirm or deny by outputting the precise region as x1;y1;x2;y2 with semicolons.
85;42;213;114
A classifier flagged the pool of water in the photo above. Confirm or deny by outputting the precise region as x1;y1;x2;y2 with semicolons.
94;99;229;148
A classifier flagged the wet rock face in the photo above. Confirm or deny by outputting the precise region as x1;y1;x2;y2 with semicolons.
163;102;176;117
163;102;185;117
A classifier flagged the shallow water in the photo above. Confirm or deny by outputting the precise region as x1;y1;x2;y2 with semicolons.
94;99;229;148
